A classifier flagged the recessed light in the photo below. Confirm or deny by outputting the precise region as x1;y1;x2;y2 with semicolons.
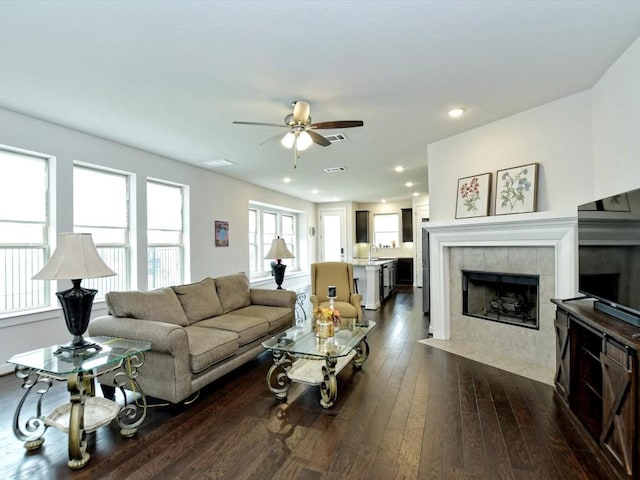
405;182;414;188
311;189;319;194
381;199;387;203
413;192;419;197
394;166;404;173
448;108;465;118
283;177;292;183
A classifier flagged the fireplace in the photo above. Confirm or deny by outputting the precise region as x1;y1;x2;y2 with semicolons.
423;212;577;372
462;270;539;329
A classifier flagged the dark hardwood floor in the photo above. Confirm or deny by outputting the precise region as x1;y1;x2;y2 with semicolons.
1;287;618;479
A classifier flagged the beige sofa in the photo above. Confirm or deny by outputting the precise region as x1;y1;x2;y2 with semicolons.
88;273;296;404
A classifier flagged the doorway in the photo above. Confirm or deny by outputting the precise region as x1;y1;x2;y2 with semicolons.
319;208;346;262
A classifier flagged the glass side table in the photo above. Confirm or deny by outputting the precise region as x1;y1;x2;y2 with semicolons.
7;336;151;469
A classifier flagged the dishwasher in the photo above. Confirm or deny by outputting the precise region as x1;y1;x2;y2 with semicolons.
382;263;391;300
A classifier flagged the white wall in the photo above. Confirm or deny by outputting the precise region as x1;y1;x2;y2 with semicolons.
427;91;594;221
427;34;640;222
0;107;316;373
592;36;640;197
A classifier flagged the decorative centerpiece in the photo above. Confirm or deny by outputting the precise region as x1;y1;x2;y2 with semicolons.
314;306;341;339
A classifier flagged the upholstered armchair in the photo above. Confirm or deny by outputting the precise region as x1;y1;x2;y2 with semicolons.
310;262;363;322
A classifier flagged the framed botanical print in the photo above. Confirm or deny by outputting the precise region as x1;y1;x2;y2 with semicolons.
455;172;492;219
495;163;539;215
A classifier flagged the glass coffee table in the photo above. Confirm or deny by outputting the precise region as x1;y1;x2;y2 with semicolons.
8;336;151;469
262;321;375;408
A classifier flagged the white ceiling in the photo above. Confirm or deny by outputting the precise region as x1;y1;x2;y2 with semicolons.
1;1;640;203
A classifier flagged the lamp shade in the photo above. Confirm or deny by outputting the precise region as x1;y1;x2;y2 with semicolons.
264;237;294;260
296;131;313;151
33;233;116;280
281;131;296;149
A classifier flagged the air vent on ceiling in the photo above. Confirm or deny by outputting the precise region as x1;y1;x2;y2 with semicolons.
324;133;347;143
324;166;347;173
204;159;235;167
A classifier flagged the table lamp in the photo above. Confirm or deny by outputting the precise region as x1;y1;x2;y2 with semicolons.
265;236;294;289
33;233;116;355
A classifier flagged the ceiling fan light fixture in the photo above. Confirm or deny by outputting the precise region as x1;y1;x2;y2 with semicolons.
297;130;313;151
281;132;296;149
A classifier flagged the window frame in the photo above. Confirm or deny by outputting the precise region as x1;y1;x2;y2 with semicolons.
146;178;186;289
0;145;51;315
73;163;131;298
249;204;298;279
373;213;400;248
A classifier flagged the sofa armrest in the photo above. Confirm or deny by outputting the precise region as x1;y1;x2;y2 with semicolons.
89;315;189;355
250;288;296;309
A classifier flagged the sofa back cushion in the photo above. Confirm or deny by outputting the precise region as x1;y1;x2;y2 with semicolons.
214;272;251;313
172;277;223;324
106;287;189;326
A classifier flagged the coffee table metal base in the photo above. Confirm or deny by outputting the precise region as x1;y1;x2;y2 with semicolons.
265;338;370;409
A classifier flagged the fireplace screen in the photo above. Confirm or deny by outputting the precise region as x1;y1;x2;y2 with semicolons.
462;270;539;329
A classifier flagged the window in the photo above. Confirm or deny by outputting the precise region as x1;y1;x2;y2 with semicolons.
0;148;49;314
373;213;399;247
249;204;297;278
74;165;130;298
147;180;185;289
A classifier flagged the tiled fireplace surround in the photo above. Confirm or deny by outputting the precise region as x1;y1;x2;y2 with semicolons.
426;212;577;375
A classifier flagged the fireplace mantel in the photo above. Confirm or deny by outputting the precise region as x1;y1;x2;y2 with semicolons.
425;211;577;339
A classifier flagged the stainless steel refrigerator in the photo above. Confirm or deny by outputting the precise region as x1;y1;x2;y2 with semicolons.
422;224;430;314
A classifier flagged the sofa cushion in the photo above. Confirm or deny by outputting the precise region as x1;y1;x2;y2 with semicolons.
214;273;251;313
232;305;293;333
172;277;223;324
196;314;270;346
184;326;239;373
106;288;189;326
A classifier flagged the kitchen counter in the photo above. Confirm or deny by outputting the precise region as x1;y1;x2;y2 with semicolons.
352;258;396;266
352;258;397;309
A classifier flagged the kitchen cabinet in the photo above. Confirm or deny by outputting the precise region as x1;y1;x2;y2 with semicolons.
401;208;413;243
553;298;640;479
396;258;413;285
355;210;369;243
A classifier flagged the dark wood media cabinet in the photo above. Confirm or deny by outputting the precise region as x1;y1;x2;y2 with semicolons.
553;298;640;479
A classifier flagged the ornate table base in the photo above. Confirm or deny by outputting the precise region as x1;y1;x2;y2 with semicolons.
266;337;370;409
10;339;149;469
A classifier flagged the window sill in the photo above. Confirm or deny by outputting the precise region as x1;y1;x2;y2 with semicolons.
250;270;309;290
0;300;109;329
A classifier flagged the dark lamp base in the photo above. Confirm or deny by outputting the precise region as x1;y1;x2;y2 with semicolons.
271;261;287;289
54;338;103;356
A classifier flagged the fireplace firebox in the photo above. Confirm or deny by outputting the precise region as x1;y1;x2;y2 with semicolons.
462;270;539;329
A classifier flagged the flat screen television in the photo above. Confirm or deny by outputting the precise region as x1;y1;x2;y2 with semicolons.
577;187;640;325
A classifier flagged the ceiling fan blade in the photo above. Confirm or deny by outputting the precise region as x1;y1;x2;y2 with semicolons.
309;120;364;129
259;132;287;146
307;129;331;147
232;121;288;128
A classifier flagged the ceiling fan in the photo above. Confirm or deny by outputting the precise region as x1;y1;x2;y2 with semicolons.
233;100;364;167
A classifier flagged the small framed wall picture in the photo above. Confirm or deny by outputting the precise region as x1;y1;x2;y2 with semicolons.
215;220;229;247
455;172;492;219
495;163;539;215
